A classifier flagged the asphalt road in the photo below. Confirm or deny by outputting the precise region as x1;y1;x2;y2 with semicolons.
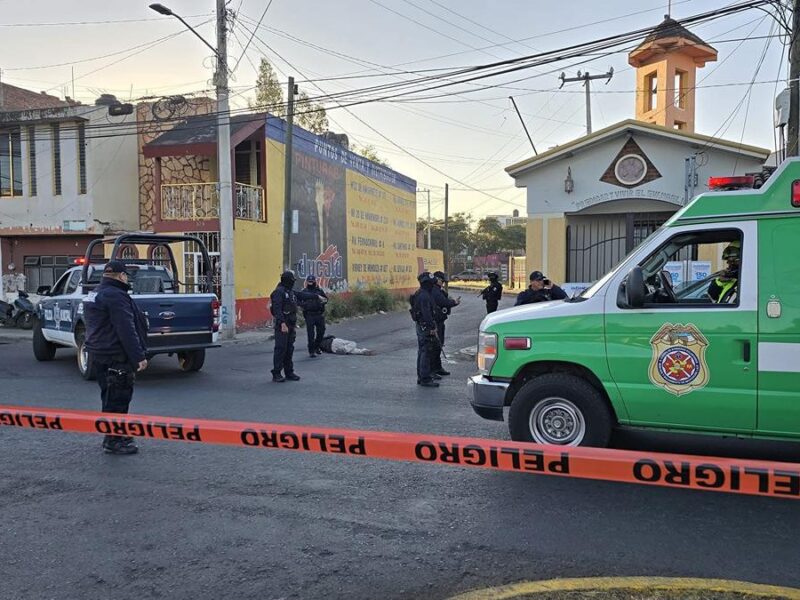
1;291;799;600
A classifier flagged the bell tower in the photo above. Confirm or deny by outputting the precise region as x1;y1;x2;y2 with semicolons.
628;16;717;133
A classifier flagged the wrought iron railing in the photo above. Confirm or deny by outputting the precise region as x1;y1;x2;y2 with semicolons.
161;182;264;222
234;183;264;221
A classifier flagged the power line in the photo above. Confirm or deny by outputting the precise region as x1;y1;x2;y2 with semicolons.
231;0;274;76
0;13;213;27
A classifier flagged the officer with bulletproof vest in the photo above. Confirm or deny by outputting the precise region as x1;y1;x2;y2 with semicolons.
708;241;740;303
480;272;503;313
296;274;328;358
83;260;149;455
431;271;460;377
411;271;439;388
270;270;301;382
515;270;568;306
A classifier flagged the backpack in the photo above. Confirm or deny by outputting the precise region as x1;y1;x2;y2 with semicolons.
409;290;421;322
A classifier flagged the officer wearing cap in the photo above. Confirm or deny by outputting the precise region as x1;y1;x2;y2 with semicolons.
708;241;740;303
296;274;328;358
480;272;503;313
270;270;301;382
411;271;439;387
515;271;567;306
430;271;460;377
83;260;148;455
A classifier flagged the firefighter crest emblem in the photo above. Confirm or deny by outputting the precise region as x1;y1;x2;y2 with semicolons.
648;323;710;396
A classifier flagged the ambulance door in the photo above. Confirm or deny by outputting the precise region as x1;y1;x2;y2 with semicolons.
604;221;758;433
757;217;800;437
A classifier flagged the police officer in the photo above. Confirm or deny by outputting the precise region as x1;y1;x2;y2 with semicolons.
708;241;740;303
270;270;301;382
412;271;439;388
480;272;503;313
431;271;460;377
296;274;328;358
515;271;568;306
83;260;148;455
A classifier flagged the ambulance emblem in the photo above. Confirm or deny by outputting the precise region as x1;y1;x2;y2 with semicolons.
648;323;709;396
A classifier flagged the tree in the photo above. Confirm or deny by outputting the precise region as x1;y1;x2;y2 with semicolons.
249;58;284;117
295;89;329;134
249;58;329;133
417;213;476;272
352;143;390;168
473;217;526;254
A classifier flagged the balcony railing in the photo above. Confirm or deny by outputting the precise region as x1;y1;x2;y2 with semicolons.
160;182;264;222
235;183;264;221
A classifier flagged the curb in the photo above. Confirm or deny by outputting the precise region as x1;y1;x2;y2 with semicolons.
449;577;800;600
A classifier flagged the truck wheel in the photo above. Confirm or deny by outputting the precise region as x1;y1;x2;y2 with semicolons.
508;373;613;448
32;319;57;361
178;349;205;372
75;326;96;381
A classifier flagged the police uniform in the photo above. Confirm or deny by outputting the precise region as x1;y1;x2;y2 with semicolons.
515;271;568;306
480;273;503;313
270;271;300;382
83;260;148;455
431;271;458;376
412;272;439;387
296;275;328;357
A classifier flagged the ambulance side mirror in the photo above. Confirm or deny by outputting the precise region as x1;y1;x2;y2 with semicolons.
625;267;645;308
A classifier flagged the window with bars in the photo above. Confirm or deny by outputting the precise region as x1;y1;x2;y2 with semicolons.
51;123;61;196
0;128;23;197
27;126;36;197
78;123;87;194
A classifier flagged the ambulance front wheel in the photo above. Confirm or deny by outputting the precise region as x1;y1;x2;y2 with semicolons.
508;373;613;448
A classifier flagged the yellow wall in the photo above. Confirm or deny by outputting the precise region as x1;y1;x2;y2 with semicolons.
526;217;542;279
546;216;567;283
234;219;279;299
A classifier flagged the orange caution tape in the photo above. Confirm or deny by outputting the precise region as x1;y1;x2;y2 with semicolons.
1;405;798;499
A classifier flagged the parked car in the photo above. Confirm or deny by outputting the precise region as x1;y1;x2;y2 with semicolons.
33;233;221;379
450;269;483;282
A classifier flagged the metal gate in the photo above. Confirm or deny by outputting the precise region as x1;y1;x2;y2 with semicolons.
566;212;673;283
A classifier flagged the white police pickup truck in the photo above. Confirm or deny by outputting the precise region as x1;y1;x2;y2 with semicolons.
33;233;221;379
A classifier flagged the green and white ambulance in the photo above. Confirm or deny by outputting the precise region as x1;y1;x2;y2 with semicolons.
468;159;800;448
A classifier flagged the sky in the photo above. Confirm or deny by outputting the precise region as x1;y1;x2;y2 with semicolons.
0;0;789;221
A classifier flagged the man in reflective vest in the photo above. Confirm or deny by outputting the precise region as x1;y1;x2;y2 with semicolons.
708;241;740;304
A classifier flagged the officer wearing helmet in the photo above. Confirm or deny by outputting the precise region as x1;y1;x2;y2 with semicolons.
296;274;328;358
410;271;439;387
480;272;503;313
708;241;740;304
430;271;460;377
270;270;301;382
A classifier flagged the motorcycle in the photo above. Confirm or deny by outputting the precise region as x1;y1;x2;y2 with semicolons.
11;291;35;330
0;298;13;327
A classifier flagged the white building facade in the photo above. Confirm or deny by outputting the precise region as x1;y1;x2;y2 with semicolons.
0;101;139;292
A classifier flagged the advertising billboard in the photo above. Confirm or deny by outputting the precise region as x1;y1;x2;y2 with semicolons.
267;117;436;291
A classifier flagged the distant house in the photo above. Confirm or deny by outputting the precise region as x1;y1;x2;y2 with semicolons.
0;85;139;292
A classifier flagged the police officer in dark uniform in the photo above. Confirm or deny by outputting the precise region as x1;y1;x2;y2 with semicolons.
296;274;328;358
270;270;301;382
83;260;148;455
431;271;460;377
480;272;503;313
515;271;568;306
412;271;439;388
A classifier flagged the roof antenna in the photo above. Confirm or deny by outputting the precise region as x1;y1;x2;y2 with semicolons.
667;0;671;18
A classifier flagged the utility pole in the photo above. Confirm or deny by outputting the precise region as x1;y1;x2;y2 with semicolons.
283;76;296;269
558;69;614;135
443;183;449;277
427;189;431;249
509;96;537;155
788;0;800;156
215;0;235;339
